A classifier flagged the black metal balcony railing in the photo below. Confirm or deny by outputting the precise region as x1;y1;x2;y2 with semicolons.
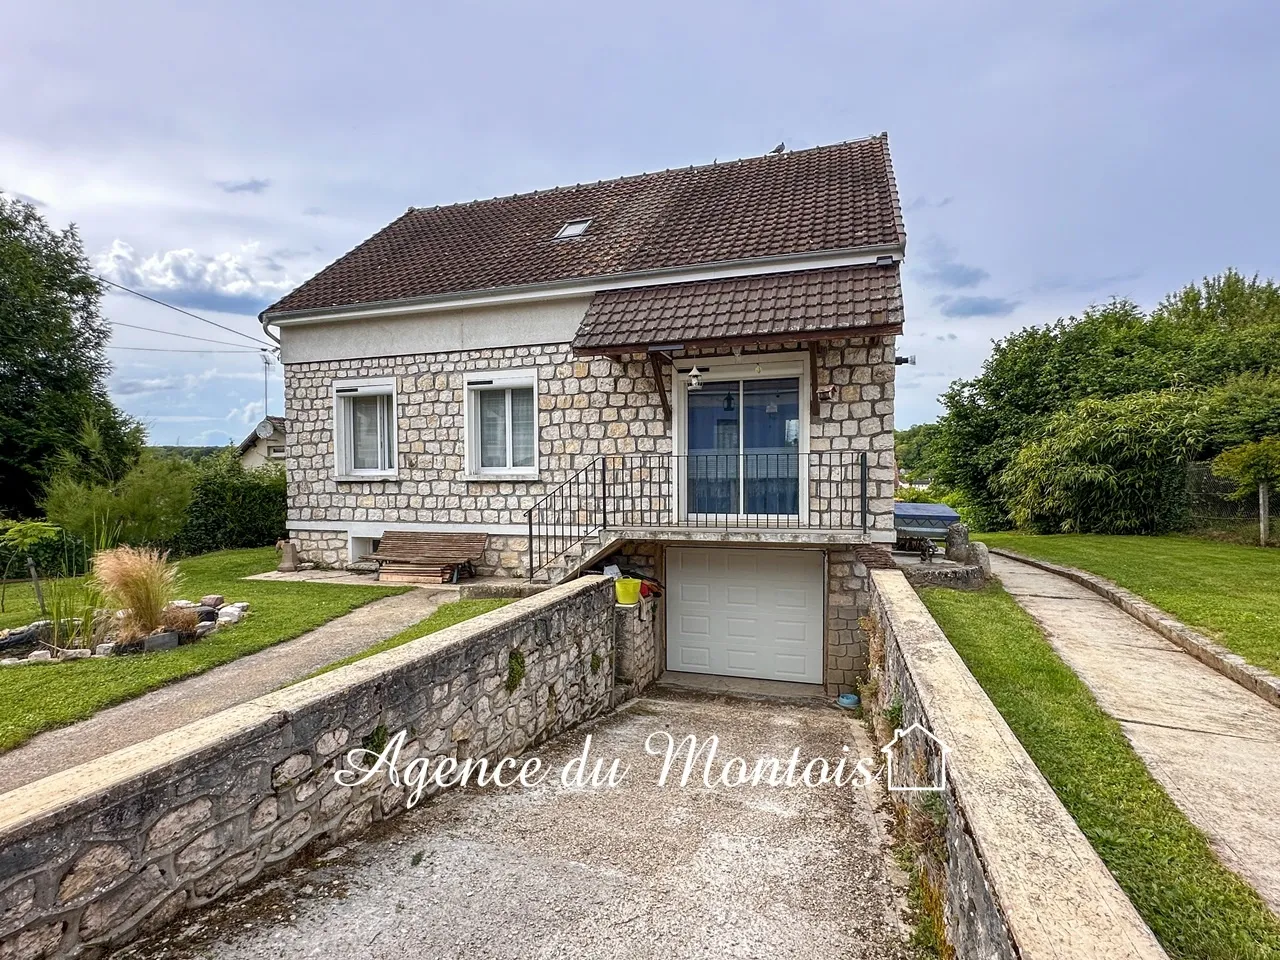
525;451;869;579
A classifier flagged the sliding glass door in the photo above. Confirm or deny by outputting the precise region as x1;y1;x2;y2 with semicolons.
686;377;801;518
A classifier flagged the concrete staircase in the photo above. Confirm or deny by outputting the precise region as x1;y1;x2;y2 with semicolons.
532;530;625;585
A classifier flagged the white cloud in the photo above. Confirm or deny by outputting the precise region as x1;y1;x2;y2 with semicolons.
96;239;294;314
111;366;268;397
227;399;265;425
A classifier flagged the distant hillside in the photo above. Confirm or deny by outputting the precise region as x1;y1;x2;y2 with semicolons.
146;445;227;463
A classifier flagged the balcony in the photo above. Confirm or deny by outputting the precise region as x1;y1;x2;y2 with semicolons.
526;451;871;578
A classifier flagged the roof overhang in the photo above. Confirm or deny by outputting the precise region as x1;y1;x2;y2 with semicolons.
259;243;904;329
570;263;905;357
573;323;904;358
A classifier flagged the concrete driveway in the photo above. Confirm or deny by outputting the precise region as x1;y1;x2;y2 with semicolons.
115;690;910;960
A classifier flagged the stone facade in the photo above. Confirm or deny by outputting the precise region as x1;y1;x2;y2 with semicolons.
282;336;897;572
291;529;349;568
825;547;878;693
0;579;621;960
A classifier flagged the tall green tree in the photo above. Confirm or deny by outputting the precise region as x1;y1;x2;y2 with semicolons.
0;193;142;516
935;270;1280;530
894;422;944;482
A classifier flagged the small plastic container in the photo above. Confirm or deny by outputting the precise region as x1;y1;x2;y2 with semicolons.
614;577;642;605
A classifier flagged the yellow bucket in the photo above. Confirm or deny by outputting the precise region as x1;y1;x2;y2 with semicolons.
614;577;642;605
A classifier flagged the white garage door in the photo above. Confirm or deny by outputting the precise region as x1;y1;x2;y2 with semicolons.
666;548;824;683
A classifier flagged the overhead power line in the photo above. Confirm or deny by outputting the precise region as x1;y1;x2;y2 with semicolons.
109;320;267;349
106;345;264;354
95;275;275;347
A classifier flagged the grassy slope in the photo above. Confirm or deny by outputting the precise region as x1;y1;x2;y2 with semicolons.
980;533;1280;675
0;548;405;751
921;584;1280;960
308;598;512;678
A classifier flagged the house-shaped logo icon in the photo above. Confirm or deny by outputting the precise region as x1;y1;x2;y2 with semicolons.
881;722;951;793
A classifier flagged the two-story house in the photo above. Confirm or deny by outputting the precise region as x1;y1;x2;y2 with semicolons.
262;135;907;693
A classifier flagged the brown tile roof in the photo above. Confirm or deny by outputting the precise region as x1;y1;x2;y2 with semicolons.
265;135;905;316
571;264;903;353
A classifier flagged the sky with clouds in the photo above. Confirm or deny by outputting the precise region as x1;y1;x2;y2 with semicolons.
3;0;1277;441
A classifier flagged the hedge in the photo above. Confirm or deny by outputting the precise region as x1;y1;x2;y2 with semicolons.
0;528;91;579
178;458;287;556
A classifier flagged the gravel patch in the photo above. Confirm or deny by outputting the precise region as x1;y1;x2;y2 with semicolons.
115;691;911;960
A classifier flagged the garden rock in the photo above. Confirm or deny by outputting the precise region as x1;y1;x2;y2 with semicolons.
200;594;225;609
1;658;23;667
945;522;971;561
194;621;217;638
230;601;250;612
194;605;218;623
60;648;91;660
969;541;992;577
217;607;244;625
143;632;180;653
94;643;116;657
168;600;198;610
27;650;52;662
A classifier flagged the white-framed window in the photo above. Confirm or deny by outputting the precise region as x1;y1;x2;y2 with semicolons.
464;370;538;477
332;377;398;479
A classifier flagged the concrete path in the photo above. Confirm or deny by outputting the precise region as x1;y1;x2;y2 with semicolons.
113;692;911;960
0;589;448;793
992;554;1280;915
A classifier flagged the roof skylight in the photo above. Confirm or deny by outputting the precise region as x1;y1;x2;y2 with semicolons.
554;218;592;239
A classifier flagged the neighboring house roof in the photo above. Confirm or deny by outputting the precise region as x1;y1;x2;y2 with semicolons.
236;416;286;456
263;135;905;317
572;264;903;354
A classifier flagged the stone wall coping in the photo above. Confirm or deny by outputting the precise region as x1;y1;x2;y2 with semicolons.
871;569;1168;959
0;576;608;842
989;547;1280;708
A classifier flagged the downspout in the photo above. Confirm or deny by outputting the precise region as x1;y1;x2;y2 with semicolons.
257;307;282;347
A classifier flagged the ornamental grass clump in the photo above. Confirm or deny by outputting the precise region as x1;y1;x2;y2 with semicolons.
91;546;181;644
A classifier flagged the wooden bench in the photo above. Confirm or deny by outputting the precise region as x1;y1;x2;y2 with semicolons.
361;531;490;584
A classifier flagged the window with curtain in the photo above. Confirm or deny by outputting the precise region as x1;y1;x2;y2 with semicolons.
469;380;537;474
334;379;397;477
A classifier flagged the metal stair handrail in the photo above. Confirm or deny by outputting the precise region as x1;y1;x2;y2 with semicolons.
525;456;608;579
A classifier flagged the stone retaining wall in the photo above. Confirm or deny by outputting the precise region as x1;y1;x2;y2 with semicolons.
615;597;661;695
0;578;617;960
866;570;1169;960
900;562;987;591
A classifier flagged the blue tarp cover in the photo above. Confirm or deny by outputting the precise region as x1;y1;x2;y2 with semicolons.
893;502;960;523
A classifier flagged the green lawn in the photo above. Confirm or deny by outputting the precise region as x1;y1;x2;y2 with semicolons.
922;584;1280;960
980;533;1280;675
0;578;60;631
0;548;405;751
307;598;512;678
